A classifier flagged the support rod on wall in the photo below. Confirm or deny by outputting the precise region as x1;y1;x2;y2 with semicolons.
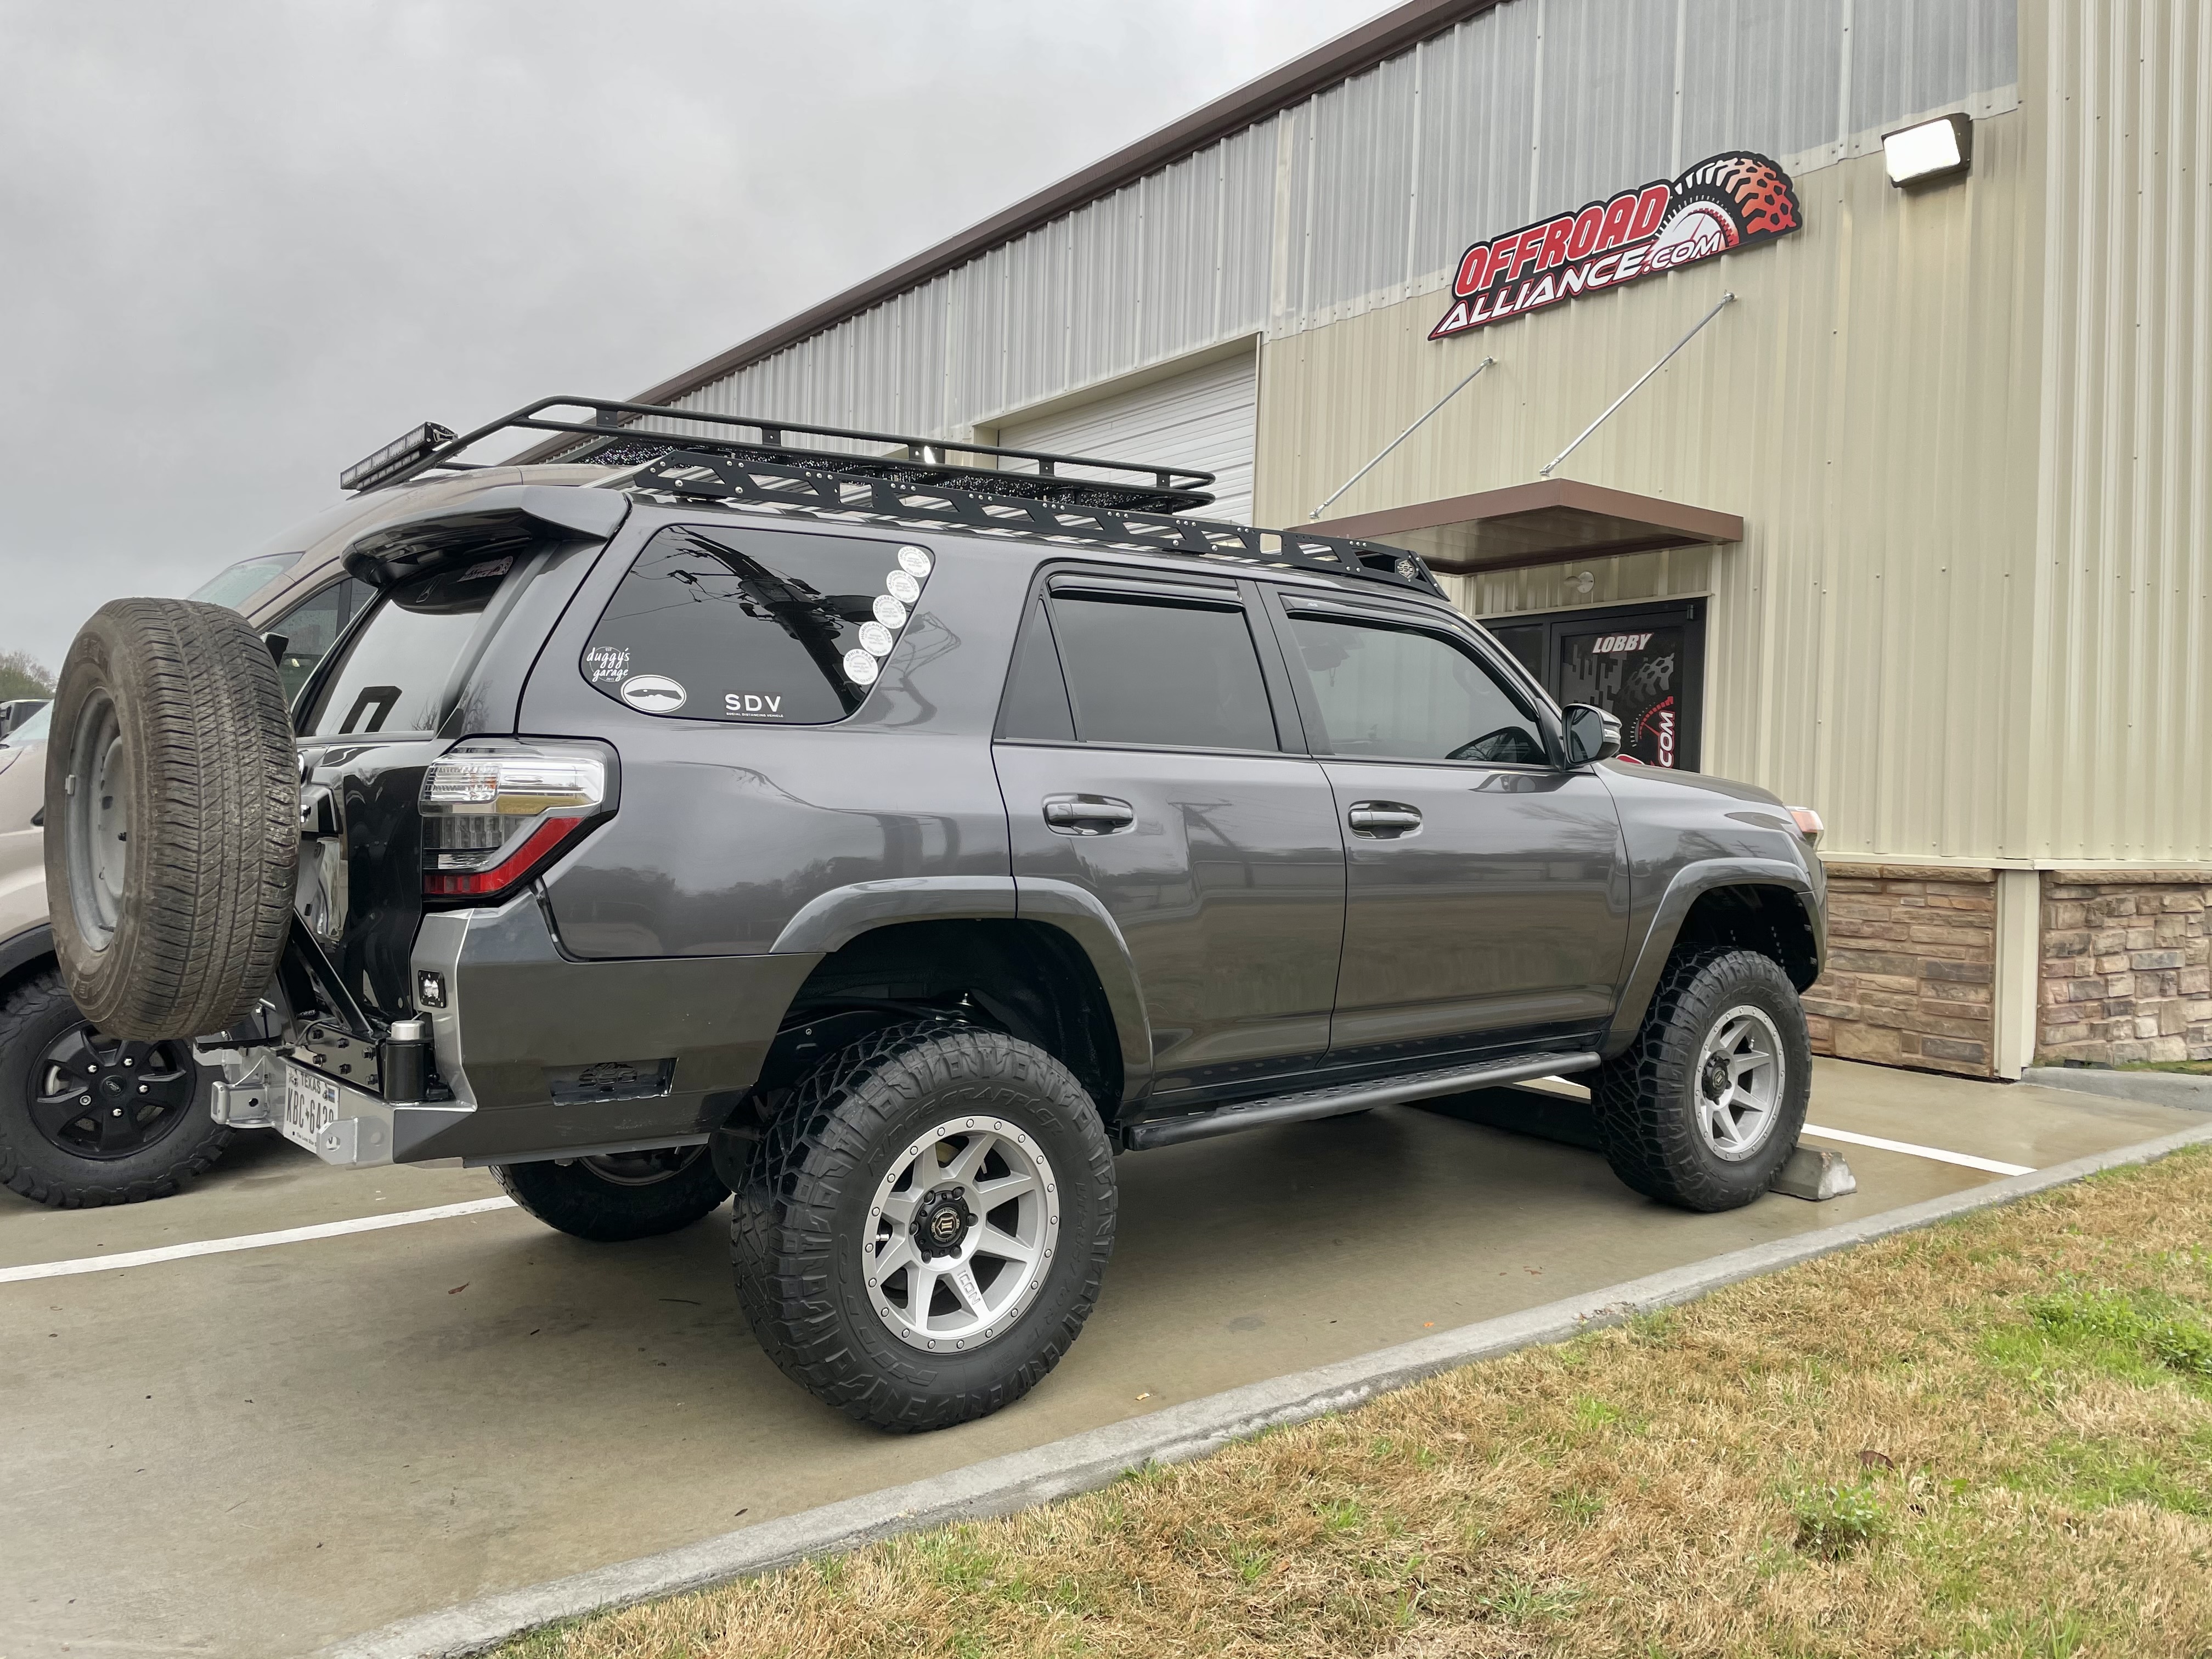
1538;291;1735;478
1310;356;1495;521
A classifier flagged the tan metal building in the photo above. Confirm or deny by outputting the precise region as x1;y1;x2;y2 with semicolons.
607;0;2209;1081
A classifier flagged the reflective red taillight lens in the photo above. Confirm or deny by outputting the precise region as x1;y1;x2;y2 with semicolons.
1789;805;1824;844
420;740;611;902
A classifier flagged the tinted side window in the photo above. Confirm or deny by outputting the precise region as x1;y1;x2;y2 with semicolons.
997;597;1075;742
580;525;933;723
306;556;520;737
266;578;374;707
1048;594;1277;752
1288;614;1548;764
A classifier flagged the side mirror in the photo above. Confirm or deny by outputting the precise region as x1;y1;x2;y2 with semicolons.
1562;703;1621;766
262;631;291;665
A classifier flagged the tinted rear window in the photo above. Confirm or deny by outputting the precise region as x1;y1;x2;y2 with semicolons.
304;556;519;737
579;524;933;723
1048;594;1278;752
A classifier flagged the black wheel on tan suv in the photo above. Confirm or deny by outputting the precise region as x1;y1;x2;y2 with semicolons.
492;1147;730;1242
0;968;229;1207
732;1022;1116;1432
1591;948;1811;1212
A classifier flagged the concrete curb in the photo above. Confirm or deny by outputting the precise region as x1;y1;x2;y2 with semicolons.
324;1119;2212;1659
2023;1065;2212;1113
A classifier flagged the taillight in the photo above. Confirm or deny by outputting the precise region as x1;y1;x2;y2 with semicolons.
1788;805;1824;844
420;740;611;901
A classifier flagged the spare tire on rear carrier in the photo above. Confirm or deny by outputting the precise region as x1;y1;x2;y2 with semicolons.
46;599;301;1042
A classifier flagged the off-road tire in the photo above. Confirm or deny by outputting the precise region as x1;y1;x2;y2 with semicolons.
0;968;229;1207
492;1148;730;1242
732;1023;1116;1432
46;599;298;1040
1592;948;1810;1212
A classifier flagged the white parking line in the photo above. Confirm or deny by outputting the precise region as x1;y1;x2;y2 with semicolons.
1799;1124;2033;1177
0;1121;2032;1288
0;1196;518;1285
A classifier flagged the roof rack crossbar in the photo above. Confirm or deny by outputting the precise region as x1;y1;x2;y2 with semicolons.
631;448;1446;597
353;395;1217;512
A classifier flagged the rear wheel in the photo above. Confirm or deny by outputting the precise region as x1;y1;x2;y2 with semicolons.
732;1023;1116;1432
1592;948;1810;1212
0;968;229;1207
492;1147;729;1242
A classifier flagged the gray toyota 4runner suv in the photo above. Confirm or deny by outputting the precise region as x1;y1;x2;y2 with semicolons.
45;398;1825;1430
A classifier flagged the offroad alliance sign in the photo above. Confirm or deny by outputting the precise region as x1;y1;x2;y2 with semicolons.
1430;151;1801;340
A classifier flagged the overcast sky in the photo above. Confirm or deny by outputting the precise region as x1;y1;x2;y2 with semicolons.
0;0;1385;667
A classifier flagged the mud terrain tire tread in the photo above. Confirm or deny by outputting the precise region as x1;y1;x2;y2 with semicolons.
732;1022;1116;1432
46;599;298;1040
492;1152;730;1243
0;968;230;1207
1591;947;1811;1212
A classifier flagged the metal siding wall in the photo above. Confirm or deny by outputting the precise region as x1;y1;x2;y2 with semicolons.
2027;0;2212;863
665;0;2018;446
1253;111;2046;865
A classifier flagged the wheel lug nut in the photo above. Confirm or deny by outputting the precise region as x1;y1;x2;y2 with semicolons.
138;1084;148;1094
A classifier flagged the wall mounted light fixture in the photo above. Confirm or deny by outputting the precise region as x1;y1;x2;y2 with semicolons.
1883;113;1972;188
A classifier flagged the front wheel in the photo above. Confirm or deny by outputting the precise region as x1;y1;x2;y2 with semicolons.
492;1146;729;1241
1592;949;1810;1212
732;1023;1116;1432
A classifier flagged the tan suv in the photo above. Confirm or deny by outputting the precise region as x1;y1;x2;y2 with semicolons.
0;466;596;1206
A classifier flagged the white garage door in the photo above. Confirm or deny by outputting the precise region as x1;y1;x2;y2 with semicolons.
997;349;1257;526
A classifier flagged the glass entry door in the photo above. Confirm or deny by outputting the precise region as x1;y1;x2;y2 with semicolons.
1486;600;1705;771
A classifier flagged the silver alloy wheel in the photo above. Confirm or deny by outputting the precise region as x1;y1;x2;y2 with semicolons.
1693;1003;1786;1161
63;691;130;952
862;1115;1059;1352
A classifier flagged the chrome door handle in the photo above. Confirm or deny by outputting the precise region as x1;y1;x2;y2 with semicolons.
1347;801;1422;838
1043;794;1136;835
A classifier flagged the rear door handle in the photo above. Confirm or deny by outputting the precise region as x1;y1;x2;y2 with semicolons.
1347;801;1422;838
1043;794;1136;835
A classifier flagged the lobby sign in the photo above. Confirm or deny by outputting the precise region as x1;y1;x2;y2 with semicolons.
1430;151;1801;340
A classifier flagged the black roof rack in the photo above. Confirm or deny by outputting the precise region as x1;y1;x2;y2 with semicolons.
344;396;1215;512
340;395;1444;597
625;447;1446;596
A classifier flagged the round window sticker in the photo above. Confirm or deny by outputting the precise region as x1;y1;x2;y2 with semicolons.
896;546;933;577
842;648;879;686
619;673;687;714
871;594;908;628
885;569;921;604
857;620;895;657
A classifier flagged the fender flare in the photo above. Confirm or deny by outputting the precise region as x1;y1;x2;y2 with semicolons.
0;923;55;991
1602;859;1821;1055
768;875;1152;1104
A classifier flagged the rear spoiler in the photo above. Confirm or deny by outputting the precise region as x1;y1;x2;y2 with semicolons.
341;486;629;588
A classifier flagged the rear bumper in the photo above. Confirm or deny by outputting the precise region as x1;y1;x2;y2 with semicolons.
400;891;820;1165
205;890;823;1169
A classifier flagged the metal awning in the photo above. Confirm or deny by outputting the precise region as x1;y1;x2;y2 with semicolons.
1313;480;1741;575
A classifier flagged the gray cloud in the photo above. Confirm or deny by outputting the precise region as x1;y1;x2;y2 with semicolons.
0;0;1381;664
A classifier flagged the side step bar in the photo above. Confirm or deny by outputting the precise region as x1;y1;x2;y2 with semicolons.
1123;1051;1603;1152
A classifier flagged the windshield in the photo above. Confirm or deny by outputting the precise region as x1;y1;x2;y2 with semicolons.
2;703;52;746
189;551;302;610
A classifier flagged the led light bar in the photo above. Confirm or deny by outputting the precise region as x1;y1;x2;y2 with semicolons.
341;421;458;492
1882;114;1972;188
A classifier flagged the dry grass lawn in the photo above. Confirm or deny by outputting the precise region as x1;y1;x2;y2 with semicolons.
504;1148;2212;1658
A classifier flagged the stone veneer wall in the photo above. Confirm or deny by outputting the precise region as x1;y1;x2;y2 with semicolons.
1802;864;1997;1077
2036;872;2212;1065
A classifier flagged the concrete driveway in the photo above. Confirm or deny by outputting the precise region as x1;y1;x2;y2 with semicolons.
1;1060;2199;1658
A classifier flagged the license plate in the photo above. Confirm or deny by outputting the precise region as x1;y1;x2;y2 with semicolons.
280;1062;345;1153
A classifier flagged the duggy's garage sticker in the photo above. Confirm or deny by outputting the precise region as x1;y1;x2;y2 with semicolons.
1430;151;1800;340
